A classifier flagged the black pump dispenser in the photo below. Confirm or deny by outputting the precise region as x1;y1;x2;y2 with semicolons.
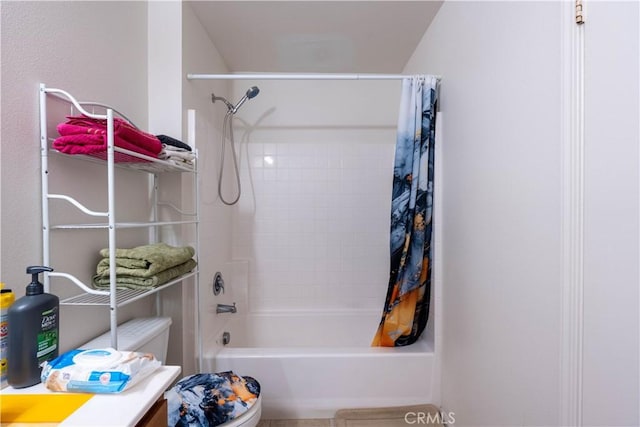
7;266;59;388
25;266;51;296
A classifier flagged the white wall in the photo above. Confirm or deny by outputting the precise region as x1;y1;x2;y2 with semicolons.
0;0;237;372
146;1;236;373
229;80;400;313
407;1;640;426
405;2;563;425
147;0;187;370
582;2;639;425
0;2;153;350
179;2;234;374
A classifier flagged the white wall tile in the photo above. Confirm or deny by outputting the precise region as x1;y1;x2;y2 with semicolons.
231;81;397;312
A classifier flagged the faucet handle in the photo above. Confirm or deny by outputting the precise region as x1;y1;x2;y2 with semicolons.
213;272;225;295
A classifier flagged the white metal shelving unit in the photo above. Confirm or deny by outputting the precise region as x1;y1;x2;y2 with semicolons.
39;84;200;349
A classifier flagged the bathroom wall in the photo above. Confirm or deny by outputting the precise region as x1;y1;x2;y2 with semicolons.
145;1;236;373
146;0;191;371
0;0;235;372
229;80;401;313
0;1;154;350
582;2;639;424
404;1;563;425
407;1;639;426
179;2;234;374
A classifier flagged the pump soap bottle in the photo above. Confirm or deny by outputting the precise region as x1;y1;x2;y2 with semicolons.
7;266;58;388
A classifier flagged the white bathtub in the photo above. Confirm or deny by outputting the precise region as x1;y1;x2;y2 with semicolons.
203;311;435;419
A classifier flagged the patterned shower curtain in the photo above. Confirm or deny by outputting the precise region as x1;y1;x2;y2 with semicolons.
372;75;438;347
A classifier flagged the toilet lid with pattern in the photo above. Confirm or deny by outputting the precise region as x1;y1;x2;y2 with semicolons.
165;371;260;427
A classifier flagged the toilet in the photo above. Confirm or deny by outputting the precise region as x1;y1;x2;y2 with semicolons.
81;317;262;427
166;371;262;427
218;394;261;427
80;317;173;362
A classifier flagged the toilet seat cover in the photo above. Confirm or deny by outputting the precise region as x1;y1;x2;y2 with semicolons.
165;371;260;427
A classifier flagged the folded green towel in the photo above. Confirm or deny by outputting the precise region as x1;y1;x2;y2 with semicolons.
96;243;195;278
92;258;197;290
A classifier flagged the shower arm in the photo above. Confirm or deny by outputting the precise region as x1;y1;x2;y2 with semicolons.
211;93;235;112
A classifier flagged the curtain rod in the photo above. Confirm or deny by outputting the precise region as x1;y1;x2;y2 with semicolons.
187;73;441;81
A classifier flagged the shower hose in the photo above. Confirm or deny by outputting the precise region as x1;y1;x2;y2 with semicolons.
218;110;242;206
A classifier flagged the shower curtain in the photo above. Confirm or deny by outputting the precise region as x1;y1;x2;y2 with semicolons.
372;75;438;347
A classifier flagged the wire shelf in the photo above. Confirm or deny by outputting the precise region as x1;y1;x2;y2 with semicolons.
49;145;196;174
41;85;201;353
58;270;198;308
51;220;199;230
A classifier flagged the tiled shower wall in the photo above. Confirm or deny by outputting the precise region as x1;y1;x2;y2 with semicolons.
230;81;401;312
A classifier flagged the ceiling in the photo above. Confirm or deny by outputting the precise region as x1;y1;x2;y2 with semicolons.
187;1;443;74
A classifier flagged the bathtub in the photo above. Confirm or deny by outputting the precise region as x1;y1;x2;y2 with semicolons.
203;310;435;419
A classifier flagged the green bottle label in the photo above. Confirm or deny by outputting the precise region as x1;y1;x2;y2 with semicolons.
37;306;58;362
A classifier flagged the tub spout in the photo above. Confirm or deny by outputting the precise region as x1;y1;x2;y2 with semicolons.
216;303;237;314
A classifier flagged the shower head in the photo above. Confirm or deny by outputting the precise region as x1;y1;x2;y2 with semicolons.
231;86;260;113
245;86;260;99
212;86;260;114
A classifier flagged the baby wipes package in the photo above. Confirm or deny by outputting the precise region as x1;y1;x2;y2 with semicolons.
41;348;160;393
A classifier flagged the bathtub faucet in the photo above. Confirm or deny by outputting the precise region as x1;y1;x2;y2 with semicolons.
216;302;237;314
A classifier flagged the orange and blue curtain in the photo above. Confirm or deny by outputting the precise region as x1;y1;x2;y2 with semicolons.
372;75;438;347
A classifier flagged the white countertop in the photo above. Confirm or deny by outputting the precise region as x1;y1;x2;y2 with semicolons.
2;365;181;426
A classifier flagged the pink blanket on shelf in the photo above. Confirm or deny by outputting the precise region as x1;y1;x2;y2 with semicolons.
53;116;162;161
